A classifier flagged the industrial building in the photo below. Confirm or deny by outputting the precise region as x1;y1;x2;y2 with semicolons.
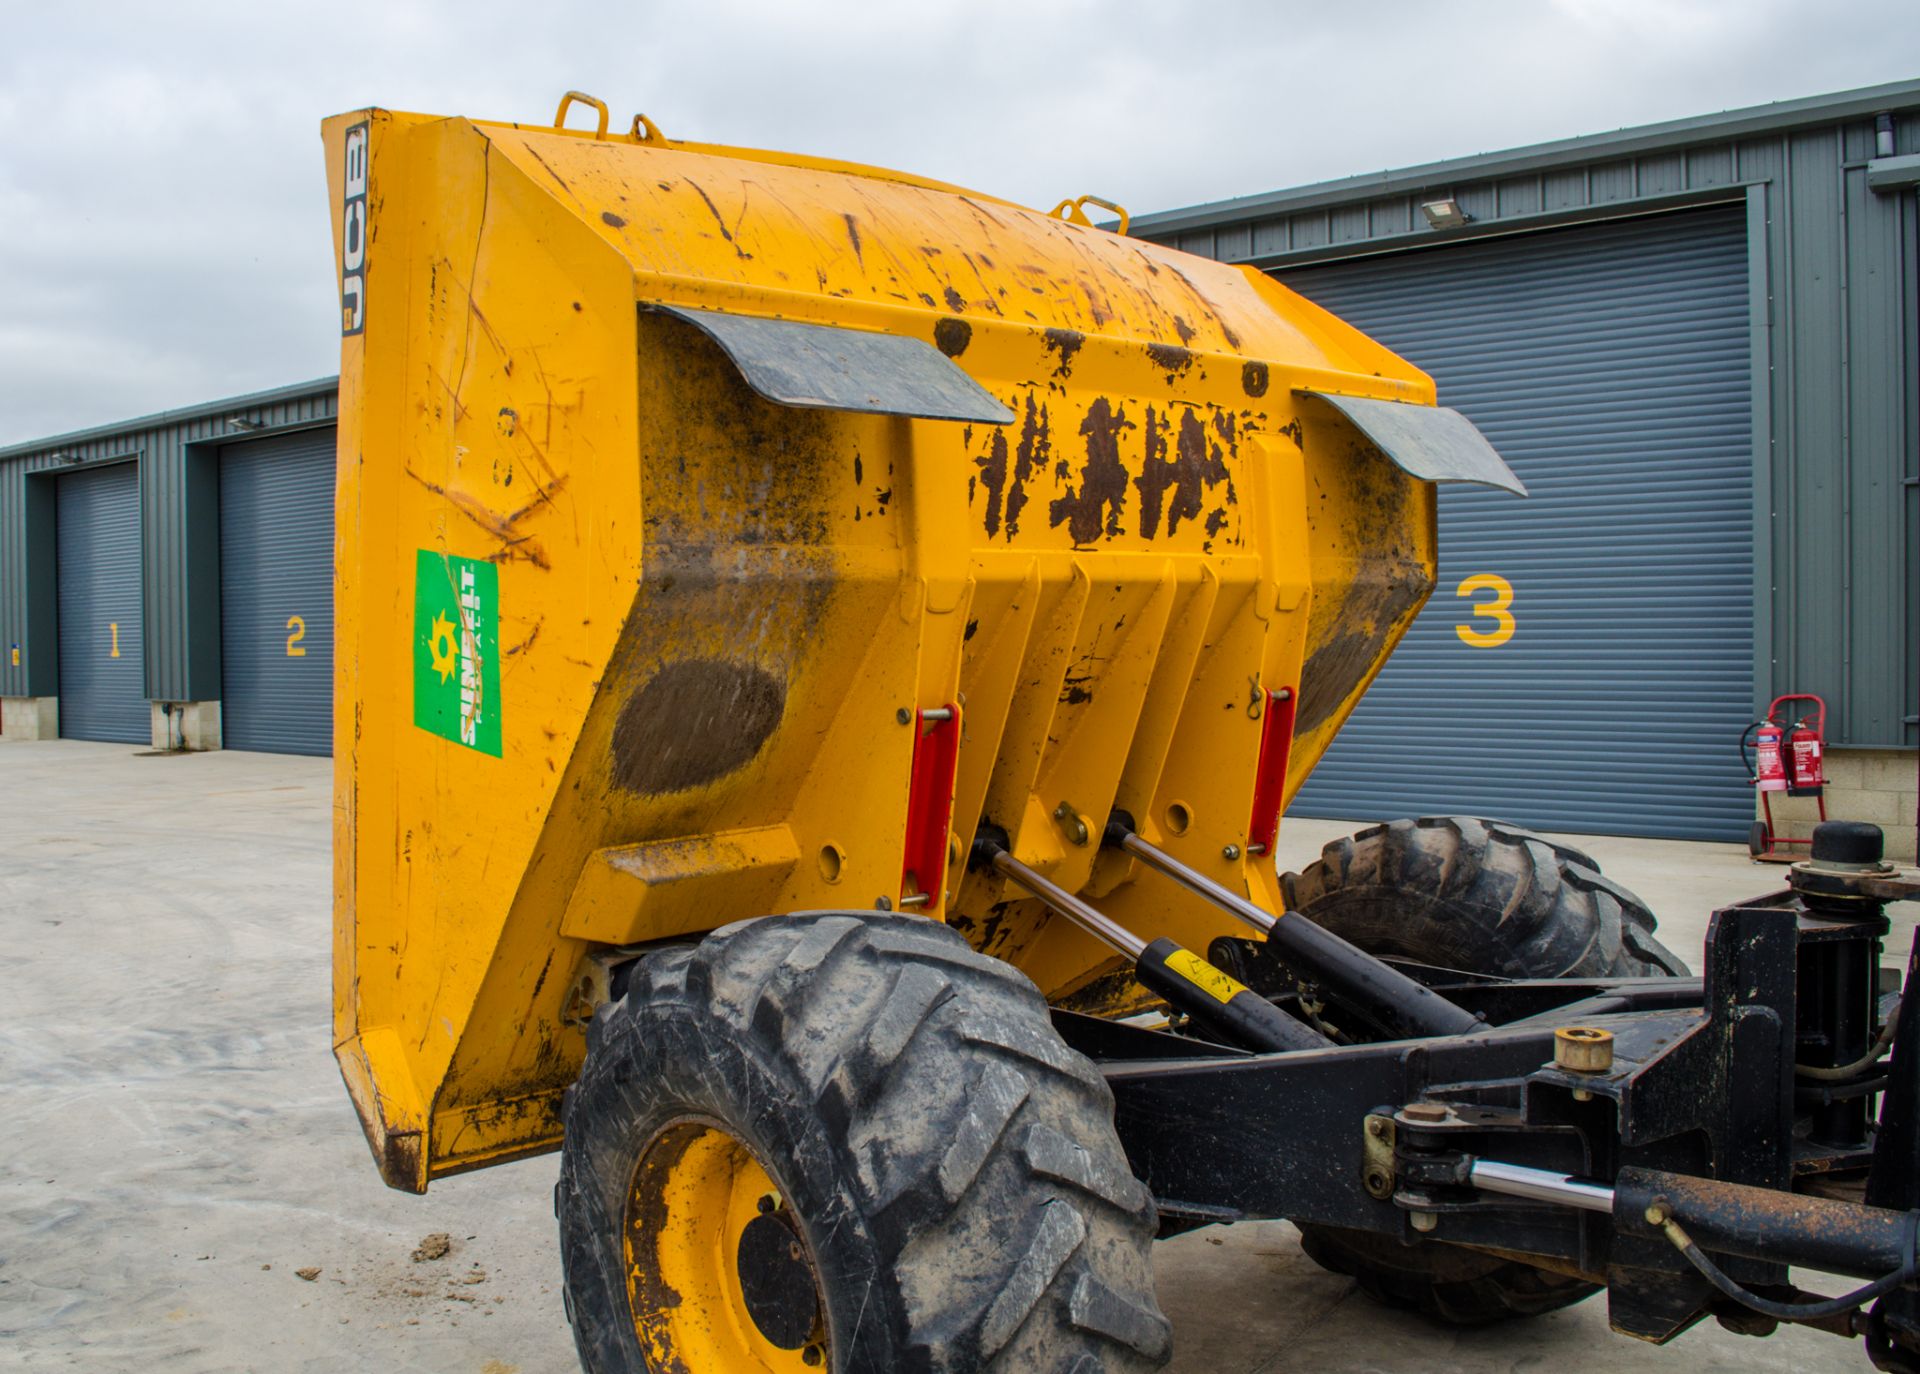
1134;79;1920;854
2;81;1915;853
0;379;338;755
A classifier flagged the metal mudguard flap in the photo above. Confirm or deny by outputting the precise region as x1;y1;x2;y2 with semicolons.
1300;390;1527;496
654;304;1015;425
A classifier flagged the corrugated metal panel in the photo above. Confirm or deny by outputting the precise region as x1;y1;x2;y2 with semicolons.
56;462;146;742
219;428;336;755
1282;207;1755;840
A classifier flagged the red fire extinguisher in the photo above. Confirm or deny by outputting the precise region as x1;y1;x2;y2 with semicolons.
1741;694;1827;861
1750;718;1788;792
1786;717;1825;797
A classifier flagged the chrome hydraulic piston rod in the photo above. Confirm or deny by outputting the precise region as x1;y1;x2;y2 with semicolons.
1104;813;1481;1041
973;829;1330;1054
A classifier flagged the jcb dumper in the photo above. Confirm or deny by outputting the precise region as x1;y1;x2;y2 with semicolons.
325;95;1920;1372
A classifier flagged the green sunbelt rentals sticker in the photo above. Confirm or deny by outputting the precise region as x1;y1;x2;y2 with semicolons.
413;550;502;756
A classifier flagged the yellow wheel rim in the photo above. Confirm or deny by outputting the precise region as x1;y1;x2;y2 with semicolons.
625;1117;826;1372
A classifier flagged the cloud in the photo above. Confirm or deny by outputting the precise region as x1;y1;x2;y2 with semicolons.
1;0;1914;444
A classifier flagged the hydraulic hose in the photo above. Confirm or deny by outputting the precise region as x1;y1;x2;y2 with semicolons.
1648;1203;1919;1322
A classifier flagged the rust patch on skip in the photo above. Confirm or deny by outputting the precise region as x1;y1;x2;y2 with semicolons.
611;659;785;796
934;317;972;358
974;395;1052;541
1050;398;1130;544
1007;396;1049;537
841;212;864;262
1145;342;1196;380
942;285;968;312
600;210;627;229
975;429;1011;537
1135;406;1233;538
1042;327;1085;379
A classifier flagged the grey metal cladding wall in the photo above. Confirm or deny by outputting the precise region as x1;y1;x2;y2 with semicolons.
1775;122;1920;746
219;428;336;755
0;379;336;703
56;462;147;742
1283;207;1755;840
1138;105;1920;747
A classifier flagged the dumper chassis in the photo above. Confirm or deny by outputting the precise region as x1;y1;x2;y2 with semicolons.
322;96;1920;1372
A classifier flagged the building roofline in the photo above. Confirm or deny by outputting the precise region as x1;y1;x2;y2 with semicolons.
0;375;340;462
1130;78;1920;237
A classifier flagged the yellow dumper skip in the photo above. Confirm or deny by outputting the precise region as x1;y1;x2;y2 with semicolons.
323;99;1518;1191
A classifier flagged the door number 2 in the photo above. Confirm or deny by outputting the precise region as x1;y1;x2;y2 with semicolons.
1454;573;1515;648
286;615;307;657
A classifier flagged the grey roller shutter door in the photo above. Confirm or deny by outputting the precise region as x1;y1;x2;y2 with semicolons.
56;462;147;743
219;428;336;755
1280;206;1754;840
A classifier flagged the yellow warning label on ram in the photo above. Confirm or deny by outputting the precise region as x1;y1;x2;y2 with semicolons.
1164;948;1244;1004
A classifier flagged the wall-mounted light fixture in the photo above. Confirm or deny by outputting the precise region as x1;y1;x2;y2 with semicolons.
226;416;264;432
1419;198;1471;230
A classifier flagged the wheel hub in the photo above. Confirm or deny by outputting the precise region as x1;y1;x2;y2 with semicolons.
623;1117;826;1371
736;1209;821;1348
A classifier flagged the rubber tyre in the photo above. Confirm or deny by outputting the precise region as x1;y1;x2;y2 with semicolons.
557;911;1171;1373
1278;816;1687;1325
1279;816;1687;982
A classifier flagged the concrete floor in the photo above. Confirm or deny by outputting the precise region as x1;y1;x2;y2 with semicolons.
2;741;1913;1373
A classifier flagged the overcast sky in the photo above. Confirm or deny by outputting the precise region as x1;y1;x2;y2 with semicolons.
2;1;1914;446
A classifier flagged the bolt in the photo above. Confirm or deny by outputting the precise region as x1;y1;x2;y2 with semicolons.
895;707;913;725
1645;1201;1671;1227
1572;1087;1594;1103
1054;802;1090;846
1401;1102;1448;1124
1410;1210;1439;1233
789;1242;803;1262
1366;1118;1388;1140
874;896;892;911
757;1194;778;1214
1222;843;1242;861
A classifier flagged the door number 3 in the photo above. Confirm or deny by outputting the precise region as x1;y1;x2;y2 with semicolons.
1455;573;1515;648
286;615;307;657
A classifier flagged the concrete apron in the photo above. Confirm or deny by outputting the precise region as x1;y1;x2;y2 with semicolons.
1;740;1909;1373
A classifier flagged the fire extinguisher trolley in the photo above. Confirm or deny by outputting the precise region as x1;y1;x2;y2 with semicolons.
1742;693;1829;860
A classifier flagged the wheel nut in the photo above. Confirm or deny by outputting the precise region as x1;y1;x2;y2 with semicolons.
1222;843;1242;861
